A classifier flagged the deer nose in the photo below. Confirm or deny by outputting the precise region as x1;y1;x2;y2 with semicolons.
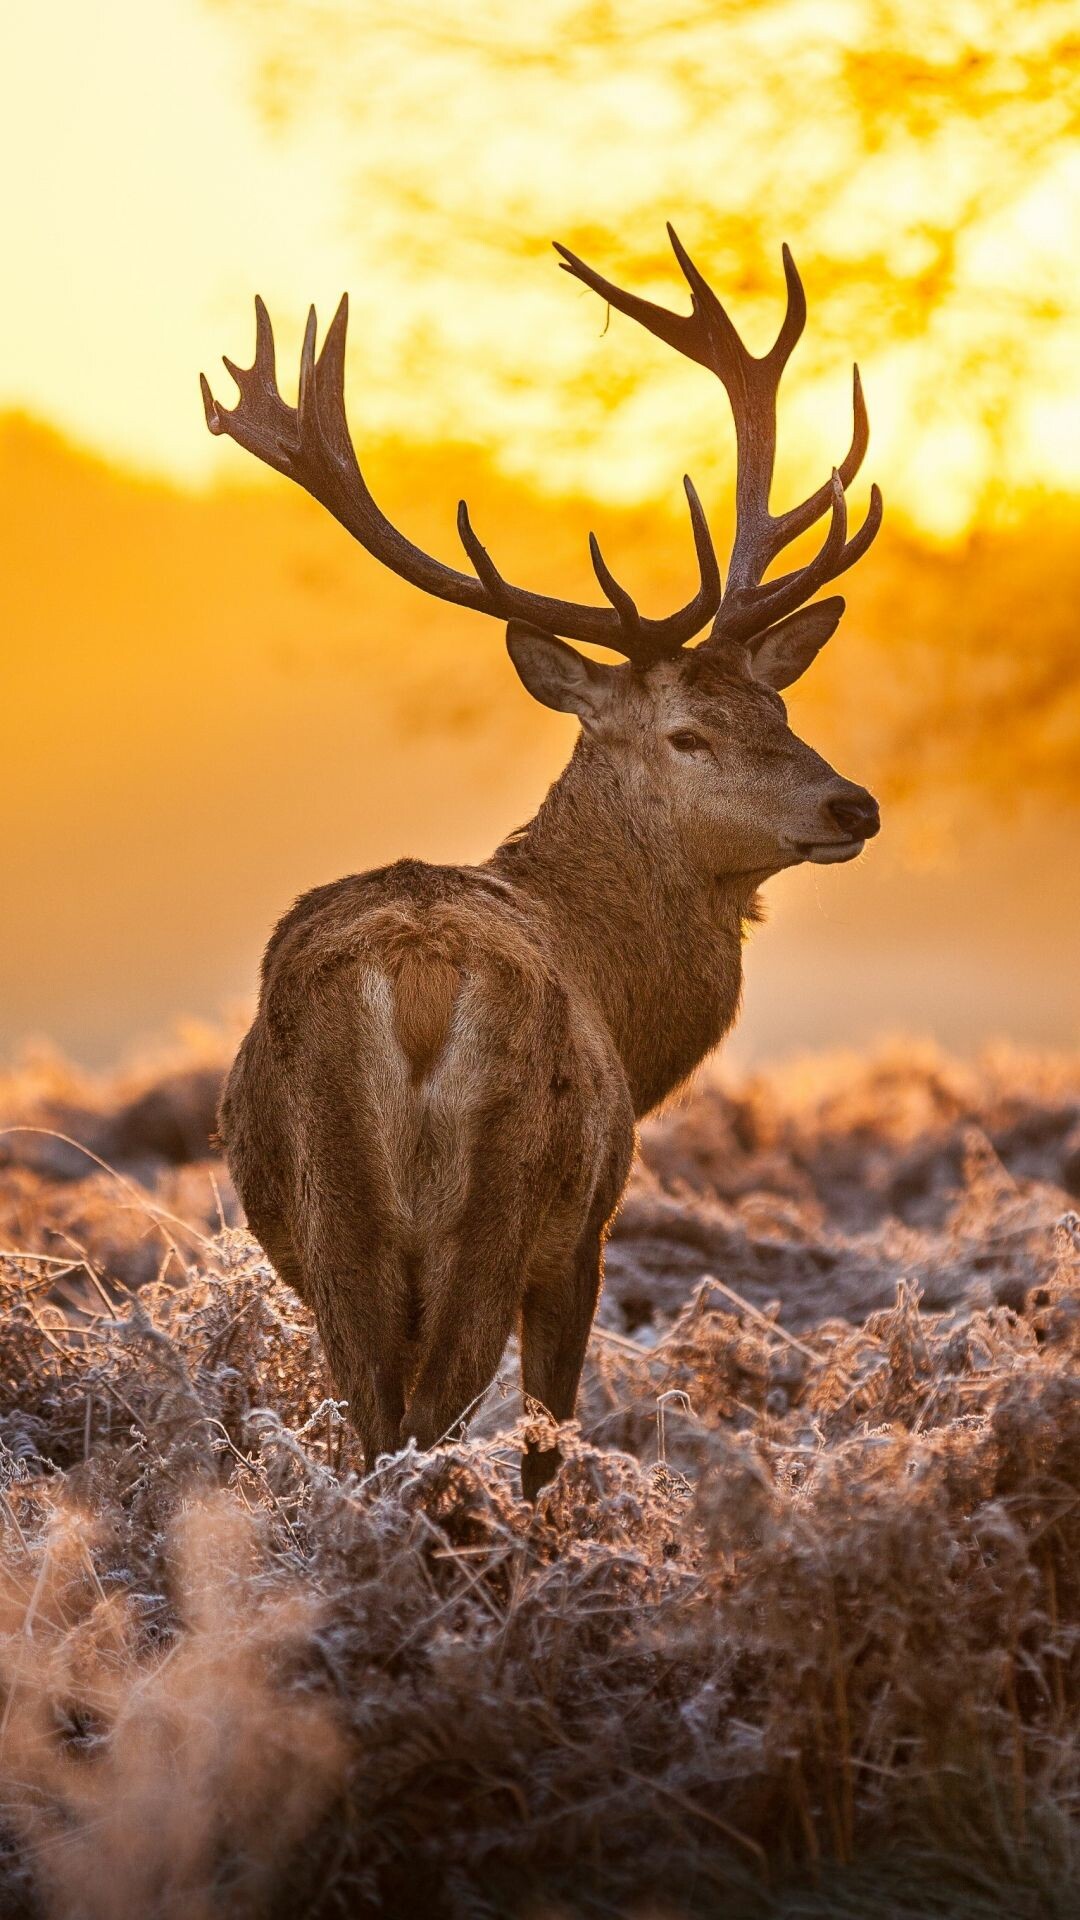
826;788;880;841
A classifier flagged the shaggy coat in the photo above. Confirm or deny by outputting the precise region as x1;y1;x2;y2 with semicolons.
208;229;882;1495
221;642;878;1496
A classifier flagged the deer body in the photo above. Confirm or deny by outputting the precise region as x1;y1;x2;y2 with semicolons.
222;855;633;1498
206;227;883;1494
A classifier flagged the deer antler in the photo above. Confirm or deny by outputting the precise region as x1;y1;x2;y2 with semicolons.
554;225;882;649
201;294;720;669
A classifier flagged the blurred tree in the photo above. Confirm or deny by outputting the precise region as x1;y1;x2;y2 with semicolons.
207;0;1080;535
204;0;1080;805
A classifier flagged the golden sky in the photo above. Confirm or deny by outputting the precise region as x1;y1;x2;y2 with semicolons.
3;0;1080;1063
3;0;1079;537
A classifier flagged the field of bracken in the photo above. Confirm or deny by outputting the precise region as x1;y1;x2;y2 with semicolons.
0;1031;1077;1918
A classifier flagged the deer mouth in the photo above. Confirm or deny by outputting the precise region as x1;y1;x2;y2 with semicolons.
795;837;866;865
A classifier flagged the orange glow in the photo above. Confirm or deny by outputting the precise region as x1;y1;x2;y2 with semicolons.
2;1;1080;536
3;2;1080;1062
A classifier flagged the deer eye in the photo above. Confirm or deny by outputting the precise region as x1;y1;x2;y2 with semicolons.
668;729;708;754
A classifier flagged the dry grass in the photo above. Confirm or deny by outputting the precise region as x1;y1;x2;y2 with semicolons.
0;1036;1078;1917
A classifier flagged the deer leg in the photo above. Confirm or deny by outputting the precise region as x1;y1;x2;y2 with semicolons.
314;1278;407;1471
245;1208;309;1303
245;1200;406;1468
519;1218;604;1503
400;1206;526;1454
401;1280;520;1453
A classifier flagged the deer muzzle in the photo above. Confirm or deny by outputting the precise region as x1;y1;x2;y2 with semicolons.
791;785;880;863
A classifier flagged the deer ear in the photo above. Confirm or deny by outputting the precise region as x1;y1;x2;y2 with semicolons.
506;621;620;727
750;597;846;691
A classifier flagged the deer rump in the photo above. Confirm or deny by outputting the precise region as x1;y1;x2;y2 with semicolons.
220;872;632;1470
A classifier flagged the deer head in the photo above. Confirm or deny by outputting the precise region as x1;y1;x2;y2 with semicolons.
202;226;882;881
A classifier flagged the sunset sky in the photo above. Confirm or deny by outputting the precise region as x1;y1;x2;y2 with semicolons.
3;1;1079;1062
4;1;1080;531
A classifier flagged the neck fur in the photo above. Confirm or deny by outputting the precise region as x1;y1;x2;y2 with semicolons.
490;737;760;1115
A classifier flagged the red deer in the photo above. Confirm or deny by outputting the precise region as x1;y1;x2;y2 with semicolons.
202;227;882;1498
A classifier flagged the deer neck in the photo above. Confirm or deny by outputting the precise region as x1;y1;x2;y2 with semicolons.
490;740;758;1116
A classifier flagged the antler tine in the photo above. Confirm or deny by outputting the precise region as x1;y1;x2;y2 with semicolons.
581;474;720;645
764;363;869;555
559;229;798;593
700;244;880;641
203;289;722;664
556;229;881;650
723;469;849;644
681;475;722;605
309;292;352;460
664;223;757;382
297;305;318;433
718;478;884;644
455;501;508;598
203;295;297;478
219;294;277;401
554;237;705;367
767;243;807;373
588;533;643;637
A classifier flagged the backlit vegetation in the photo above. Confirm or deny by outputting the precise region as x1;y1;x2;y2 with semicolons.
1;1033;1078;1915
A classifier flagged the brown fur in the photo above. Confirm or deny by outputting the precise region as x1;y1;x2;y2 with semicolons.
208;234;885;1496
220;641;878;1499
388;940;459;1083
